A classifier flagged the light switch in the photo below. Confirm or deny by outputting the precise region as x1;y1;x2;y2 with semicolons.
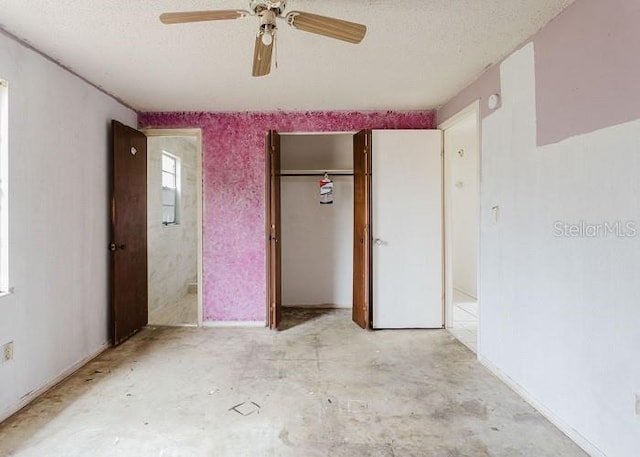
491;205;500;224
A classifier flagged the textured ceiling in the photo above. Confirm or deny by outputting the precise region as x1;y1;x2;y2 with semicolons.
0;0;574;112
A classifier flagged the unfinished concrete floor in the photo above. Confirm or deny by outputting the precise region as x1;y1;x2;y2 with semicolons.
0;309;586;457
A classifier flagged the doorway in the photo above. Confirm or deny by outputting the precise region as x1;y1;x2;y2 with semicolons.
441;103;481;353
144;129;203;327
279;133;355;323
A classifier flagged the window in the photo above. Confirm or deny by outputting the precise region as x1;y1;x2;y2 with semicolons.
162;152;180;225
0;80;8;293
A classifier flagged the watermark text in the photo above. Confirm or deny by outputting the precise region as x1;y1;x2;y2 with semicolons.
553;220;637;238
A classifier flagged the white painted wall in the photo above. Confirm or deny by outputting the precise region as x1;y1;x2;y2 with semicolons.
479;44;640;457
147;136;197;318
280;134;354;171
444;114;479;298
280;134;353;308
0;32;137;421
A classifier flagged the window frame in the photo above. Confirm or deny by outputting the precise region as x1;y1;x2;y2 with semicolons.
161;151;180;226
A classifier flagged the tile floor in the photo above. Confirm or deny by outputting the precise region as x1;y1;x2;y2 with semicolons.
0;309;587;457
449;289;478;353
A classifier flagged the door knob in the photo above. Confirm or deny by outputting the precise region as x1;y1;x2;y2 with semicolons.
109;243;127;251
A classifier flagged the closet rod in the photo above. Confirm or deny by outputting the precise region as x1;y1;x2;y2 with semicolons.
279;173;355;177
279;169;354;177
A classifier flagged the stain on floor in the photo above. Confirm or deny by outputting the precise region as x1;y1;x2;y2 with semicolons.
0;309;587;457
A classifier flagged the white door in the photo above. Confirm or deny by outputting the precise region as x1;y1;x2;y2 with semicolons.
372;130;443;329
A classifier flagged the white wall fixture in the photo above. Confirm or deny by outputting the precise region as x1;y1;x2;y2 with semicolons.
491;205;500;224
488;93;501;110
2;341;13;362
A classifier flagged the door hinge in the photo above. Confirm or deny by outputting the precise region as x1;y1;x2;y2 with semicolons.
270;131;276;151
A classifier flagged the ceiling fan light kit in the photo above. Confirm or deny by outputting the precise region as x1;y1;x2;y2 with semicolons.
160;0;367;77
258;8;277;46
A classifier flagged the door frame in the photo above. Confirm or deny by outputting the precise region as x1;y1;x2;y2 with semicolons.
352;129;371;329
142;128;204;327
266;130;281;329
438;101;482;348
265;130;360;329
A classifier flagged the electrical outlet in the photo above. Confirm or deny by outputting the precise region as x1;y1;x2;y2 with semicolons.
2;341;13;362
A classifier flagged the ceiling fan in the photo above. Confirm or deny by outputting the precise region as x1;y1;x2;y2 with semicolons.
159;1;367;77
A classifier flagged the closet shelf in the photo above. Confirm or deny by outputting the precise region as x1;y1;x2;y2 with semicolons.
279;169;354;177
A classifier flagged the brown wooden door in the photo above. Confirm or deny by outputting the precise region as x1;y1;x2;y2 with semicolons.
111;120;148;345
353;130;372;329
266;130;282;329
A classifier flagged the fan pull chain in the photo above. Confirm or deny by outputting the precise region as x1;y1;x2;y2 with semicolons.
274;31;278;69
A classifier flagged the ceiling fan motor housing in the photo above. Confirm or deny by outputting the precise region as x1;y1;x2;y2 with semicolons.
250;0;286;15
260;9;277;28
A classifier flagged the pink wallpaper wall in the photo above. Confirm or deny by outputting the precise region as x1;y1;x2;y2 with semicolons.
139;110;436;322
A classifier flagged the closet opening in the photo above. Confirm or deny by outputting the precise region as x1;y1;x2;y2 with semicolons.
276;132;355;328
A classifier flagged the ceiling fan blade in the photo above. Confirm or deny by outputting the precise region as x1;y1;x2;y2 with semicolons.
286;11;367;44
252;35;274;77
160;10;249;24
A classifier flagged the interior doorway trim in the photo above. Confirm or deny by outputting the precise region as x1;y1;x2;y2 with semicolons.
438;100;481;351
142;128;204;327
439;101;480;131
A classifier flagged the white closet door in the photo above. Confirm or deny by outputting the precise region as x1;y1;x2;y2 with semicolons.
372;130;443;329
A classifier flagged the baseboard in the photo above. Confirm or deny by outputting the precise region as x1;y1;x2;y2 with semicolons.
0;341;111;424
202;321;266;328
478;355;606;457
